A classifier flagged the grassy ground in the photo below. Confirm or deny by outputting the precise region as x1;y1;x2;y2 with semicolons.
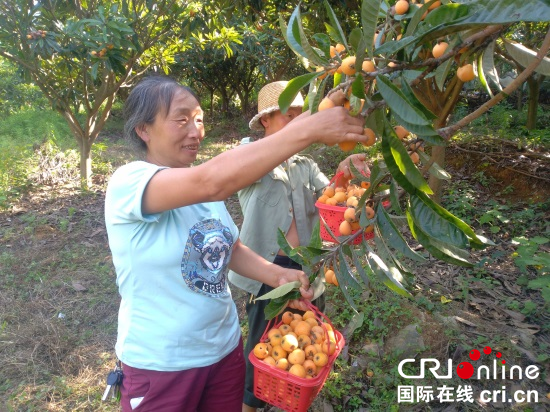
0;108;549;411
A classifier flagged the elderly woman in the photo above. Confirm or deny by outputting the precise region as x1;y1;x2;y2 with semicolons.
104;75;366;411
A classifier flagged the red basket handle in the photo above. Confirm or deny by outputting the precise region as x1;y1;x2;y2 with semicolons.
327;171;345;187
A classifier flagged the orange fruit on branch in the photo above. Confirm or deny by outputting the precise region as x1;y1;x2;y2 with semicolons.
395;0;410;15
338;141;357;152
394;125;410;140
457;63;476;82
432;42;448;58
362;127;376;147
339;56;357;76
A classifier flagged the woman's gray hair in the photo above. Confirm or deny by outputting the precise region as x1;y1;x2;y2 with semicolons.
123;75;199;151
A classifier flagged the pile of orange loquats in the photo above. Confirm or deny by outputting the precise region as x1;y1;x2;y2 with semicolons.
252;310;339;379
317;181;376;239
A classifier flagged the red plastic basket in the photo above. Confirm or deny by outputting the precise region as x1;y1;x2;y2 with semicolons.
249;303;345;412
316;201;374;244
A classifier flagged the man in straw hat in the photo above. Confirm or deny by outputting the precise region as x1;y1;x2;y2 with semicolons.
228;81;370;412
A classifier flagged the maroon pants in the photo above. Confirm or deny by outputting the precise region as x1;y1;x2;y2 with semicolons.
120;339;245;412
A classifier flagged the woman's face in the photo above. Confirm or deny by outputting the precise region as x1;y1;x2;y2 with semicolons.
142;89;205;168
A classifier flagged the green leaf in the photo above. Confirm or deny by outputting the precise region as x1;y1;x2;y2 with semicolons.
420;1;550;43
389;179;403;215
407;212;473;267
287;5;306;58
382;120;434;195
255;281;301;301
476;52;492;98
409;194;469;249
528;276;550;290
376;75;437;129
504;39;550;76
364;244;412;297
313;33;332;59
374;36;417;57
416;191;493;249
418;151;452;180
364;108;386;139
381;133;417;195
376;202;426;262
324;0;347;47
373;233;411;286
277;228;306;266
279;72;319;114
362;0;383;57
343;311;365;338
404;2;436;38
349;27;363;52
264;291;301;320
335;249;359;311
293;7;329;67
422;3;470;28
308;75;329;114
351;248;370;288
309;219;323;249
400;76;437;120
481;41;502;93
435;58;454;92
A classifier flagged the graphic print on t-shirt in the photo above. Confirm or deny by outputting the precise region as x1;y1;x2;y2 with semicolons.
182;218;233;297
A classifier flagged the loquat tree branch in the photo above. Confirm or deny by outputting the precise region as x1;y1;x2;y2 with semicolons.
438;26;550;140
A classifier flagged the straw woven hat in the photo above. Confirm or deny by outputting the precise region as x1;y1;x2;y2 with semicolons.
249;81;304;131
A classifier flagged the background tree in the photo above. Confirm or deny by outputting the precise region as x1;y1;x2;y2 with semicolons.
0;1;200;187
497;22;550;130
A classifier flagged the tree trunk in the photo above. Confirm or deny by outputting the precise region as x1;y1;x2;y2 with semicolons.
80;138;93;189
526;75;542;130
517;86;523;111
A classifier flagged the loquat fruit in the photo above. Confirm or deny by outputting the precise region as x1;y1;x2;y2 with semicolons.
264;356;276;366
271;345;288;361
339;220;353;236
362;59;376;73
253;342;269;359
281;334;299;352
365;206;375;219
298;334;312;349
282;311;294;325
344;207;357;223
289;363;307;378
432;42;448;59
395;0;410;15
313;352;329;367
275;357;289;370
303;310;316;321
303;359;317;376
338;141;357;152
362;127;376;147
304;344;318;358
322;340;337;356
318;97;336;111
409;151;420;164
457;64;476;82
288;348;306;365
339;56;357;76
394;125;410;140
267;328;283;346
293;321;312;337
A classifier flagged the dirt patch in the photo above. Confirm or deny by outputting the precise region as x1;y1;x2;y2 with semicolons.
446;140;550;203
